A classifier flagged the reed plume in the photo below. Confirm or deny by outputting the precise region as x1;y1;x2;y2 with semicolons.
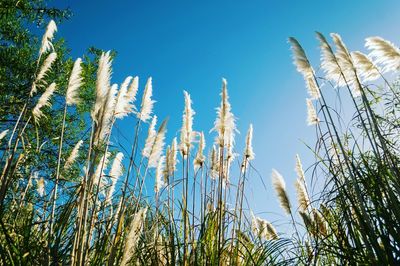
365;36;400;73
295;179;310;212
127;76;139;103
155;156;165;193
137;77;154;122
244;124;255;160
98;84;118;144
66;58;83;105
36;177;45;197
295;154;305;182
194;132;206;171
167;138;178;175
331;33;361;96
31;52;57;96
64;140;83;170
180;90;195;156
93;152;110;191
92;51;112;124
39;19;57;57
115;76;137;118
306;98;319;126
0;129;9;142
212;78;236;147
271;169;291;215
351;51;380;82
120;208;148;266
32;82;57;122
316;32;345;88
288;37;320;99
147;120;167;168
107;152;124;204
210;145;219;179
311;208;327;237
251;213;278;240
143;116;157;158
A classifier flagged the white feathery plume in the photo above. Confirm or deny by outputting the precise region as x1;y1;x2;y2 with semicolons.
330;33;362;97
36;52;58;83
288;37;320;99
31;52;57;96
194;132;206;171
251;212;278;240
366;36;400;73
244;124;255;161
271;169;291;215
93;152;110;191
92;51;112;124
210;145;219;179
312;208;327;237
295;179;310;212
306;98;319;126
114;76;136;118
120;208;148;266
351;51;380;82
64;140;83;170
266;221;279;240
36;177;45;197
166;137;178;177
0;129;9;142
127;76;139;104
39;20;57;57
212;78;237;147
295;154;306;182
180;90;195;156
317;32;349;89
155;156;165;193
137;77;154;122
106;152;124;205
66;58;83;105
147;120;167;168
97;84;118;144
110;152;124;179
32;82;56;122
224;134;236;187
142;116;157;158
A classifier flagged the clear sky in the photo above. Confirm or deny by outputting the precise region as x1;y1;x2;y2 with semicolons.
52;0;400;228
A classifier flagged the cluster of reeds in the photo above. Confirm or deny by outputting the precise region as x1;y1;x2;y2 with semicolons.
282;33;400;264
0;20;291;265
2;18;400;265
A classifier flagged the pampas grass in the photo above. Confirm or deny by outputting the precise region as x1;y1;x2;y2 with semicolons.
244;124;255;160
180;90;195;156
288;37;320;99
212;78;236;147
120;208;148;266
39;20;57;57
64;140;83;170
7;19;400;266
351;51;380;82
0;129;9;142
66;58;83;105
306;98;319;126
271;169;291;215
365;36;400;73
193;132;206;171
32;82;57;122
31;52;57;96
137;77;154;122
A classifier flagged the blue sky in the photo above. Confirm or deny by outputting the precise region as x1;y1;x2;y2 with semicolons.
52;0;400;227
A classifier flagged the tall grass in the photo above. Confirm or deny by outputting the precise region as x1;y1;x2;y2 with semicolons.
1;19;400;265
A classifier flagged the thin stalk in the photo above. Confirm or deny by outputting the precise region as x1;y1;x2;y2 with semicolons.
48;104;68;264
